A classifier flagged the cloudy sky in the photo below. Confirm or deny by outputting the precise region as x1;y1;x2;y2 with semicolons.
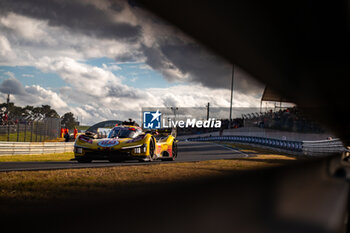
0;0;264;125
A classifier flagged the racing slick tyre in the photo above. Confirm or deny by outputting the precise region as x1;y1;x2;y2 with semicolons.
144;138;156;162
171;141;178;160
77;158;92;163
163;141;177;161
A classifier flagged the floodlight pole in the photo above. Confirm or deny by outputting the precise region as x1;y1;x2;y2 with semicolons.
170;107;178;133
6;94;10;141
206;102;210;120
171;107;178;121
229;65;234;128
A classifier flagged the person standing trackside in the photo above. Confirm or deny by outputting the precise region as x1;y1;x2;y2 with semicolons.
74;127;78;139
64;129;70;142
60;128;64;138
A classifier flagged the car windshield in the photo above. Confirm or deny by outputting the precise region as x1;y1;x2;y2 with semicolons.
108;127;140;139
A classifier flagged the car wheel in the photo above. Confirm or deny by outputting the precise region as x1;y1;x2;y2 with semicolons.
148;138;156;161
163;142;177;161
77;158;92;163
171;141;178;160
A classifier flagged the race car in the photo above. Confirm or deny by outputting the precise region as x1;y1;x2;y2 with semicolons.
73;124;177;163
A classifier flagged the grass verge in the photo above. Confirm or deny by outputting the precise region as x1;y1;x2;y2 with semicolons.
0;152;297;205
0;132;50;142
0;141;306;213
0;152;74;162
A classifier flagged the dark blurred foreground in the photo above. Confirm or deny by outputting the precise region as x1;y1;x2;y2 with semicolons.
3;0;350;232
1;154;348;233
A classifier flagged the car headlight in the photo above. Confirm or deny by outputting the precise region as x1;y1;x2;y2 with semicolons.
74;147;83;154
134;147;141;154
132;144;147;154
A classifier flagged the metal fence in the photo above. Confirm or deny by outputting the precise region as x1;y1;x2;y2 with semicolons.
0;141;74;155
186;135;348;156
0;118;61;142
302;139;346;155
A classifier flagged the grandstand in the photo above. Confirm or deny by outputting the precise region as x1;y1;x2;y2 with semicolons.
242;107;325;133
178;86;326;136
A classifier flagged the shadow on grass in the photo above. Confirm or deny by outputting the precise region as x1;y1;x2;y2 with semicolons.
224;157;298;164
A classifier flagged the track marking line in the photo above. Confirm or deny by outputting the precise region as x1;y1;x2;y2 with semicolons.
213;143;249;158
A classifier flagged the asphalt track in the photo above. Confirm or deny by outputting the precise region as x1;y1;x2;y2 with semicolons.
0;141;249;172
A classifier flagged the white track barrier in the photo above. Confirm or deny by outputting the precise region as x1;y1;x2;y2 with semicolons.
0;142;74;156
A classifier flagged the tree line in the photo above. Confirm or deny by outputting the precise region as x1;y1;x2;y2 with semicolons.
0;102;78;128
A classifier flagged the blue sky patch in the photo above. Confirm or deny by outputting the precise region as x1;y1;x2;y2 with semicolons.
0;66;67;89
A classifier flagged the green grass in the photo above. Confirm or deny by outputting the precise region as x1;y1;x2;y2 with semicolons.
76;125;90;131
0;152;74;162
0;154;297;204
0;143;301;212
0;132;49;142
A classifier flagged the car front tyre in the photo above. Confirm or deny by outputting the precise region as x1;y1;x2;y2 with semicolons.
146;138;156;162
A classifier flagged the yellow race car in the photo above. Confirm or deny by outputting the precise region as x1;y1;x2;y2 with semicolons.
74;124;177;163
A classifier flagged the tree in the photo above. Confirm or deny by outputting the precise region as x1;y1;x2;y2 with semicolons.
61;112;77;129
23;105;59;120
0;102;61;124
40;105;60;118
22;105;35;120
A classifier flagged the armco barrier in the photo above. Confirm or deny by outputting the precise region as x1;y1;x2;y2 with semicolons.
0;142;74;156
302;139;346;155
186;136;348;156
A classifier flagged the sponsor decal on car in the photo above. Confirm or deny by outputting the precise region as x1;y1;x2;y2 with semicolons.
98;139;119;147
156;145;162;154
79;135;93;144
167;146;172;155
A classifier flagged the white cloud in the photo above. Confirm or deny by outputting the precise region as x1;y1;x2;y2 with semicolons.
0;77;69;113
102;63;122;71
34;56;145;107
0;12;141;66
22;74;34;78
0;76;263;125
0;77;26;95
4;71;15;79
0;35;16;62
0;35;12;55
0;13;50;42
0;0;265;125
0;54;264;125
24;85;68;110
139;64;152;70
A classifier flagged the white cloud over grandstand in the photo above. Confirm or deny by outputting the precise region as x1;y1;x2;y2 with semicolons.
0;0;264;124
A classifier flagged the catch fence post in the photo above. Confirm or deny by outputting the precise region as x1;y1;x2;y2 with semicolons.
16;123;19;142
47;119;51;140
24;123;27;142
7;122;10;141
35;122;38;142
39;122;42;142
30;122;33;142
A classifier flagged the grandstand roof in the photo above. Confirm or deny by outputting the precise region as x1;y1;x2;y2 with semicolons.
261;86;293;103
